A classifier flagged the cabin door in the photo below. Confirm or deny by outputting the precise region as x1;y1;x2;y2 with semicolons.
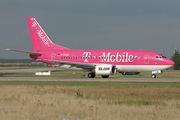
51;53;56;60
144;53;149;64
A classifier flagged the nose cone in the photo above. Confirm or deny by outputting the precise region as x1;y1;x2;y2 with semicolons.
167;59;175;66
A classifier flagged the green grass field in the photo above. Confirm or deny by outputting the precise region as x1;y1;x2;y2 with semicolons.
0;81;180;87
3;70;180;78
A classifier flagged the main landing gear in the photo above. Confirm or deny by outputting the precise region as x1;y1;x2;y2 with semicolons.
151;74;157;78
88;73;95;78
102;75;109;78
88;73;109;78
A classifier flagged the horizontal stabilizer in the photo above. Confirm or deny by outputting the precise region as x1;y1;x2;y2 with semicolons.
6;49;42;55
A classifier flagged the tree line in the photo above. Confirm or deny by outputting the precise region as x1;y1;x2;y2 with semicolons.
171;50;180;70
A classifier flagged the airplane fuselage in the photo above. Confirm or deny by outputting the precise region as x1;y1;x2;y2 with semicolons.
30;49;173;72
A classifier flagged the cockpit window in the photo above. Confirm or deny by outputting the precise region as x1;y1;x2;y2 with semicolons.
162;56;166;58
156;55;166;59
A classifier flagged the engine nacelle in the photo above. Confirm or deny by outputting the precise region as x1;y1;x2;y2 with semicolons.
122;72;140;75
152;70;162;74
95;65;116;75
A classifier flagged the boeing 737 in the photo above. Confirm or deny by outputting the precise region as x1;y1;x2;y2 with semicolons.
7;17;175;78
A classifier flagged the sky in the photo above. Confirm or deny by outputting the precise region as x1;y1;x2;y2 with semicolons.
1;0;180;59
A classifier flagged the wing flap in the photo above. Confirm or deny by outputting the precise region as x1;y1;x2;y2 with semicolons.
40;59;95;69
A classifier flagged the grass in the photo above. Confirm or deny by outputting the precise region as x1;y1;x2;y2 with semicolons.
0;81;180;88
0;63;45;70
106;99;165;105
0;84;180;120
2;69;180;78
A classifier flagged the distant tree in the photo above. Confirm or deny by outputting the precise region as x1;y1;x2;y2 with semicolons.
171;50;180;70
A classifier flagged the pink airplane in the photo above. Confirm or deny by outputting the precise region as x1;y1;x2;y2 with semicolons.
7;17;175;78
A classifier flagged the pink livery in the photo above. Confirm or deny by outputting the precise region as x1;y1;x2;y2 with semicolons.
7;17;175;78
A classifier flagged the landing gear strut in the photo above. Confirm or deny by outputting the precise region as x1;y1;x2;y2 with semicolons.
151;74;156;78
88;73;95;78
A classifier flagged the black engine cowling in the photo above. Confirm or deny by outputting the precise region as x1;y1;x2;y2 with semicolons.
121;72;140;75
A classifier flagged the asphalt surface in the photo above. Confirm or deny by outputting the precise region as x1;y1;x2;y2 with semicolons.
0;77;180;82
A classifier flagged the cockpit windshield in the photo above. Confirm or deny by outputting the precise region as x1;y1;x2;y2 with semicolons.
155;55;166;59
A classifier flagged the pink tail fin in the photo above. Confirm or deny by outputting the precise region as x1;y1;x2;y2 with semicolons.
27;17;70;52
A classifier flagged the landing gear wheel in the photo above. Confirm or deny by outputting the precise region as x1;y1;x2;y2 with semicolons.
102;75;109;78
151;74;156;78
88;73;95;78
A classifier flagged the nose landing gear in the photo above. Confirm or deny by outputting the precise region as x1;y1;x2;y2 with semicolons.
151;70;162;78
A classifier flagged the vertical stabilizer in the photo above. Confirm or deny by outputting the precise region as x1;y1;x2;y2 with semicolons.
27;17;70;52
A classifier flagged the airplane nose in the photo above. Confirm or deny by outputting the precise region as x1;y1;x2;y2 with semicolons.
168;59;175;66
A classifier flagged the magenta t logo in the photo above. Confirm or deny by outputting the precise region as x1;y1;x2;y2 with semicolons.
83;52;91;62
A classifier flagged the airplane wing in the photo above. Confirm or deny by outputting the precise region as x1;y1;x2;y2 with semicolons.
6;49;42;55
40;59;96;70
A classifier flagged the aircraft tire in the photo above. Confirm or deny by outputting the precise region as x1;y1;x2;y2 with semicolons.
102;75;109;78
88;73;95;78
151;74;156;78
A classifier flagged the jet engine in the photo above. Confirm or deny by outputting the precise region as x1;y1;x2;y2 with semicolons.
121;72;140;75
95;65;116;75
